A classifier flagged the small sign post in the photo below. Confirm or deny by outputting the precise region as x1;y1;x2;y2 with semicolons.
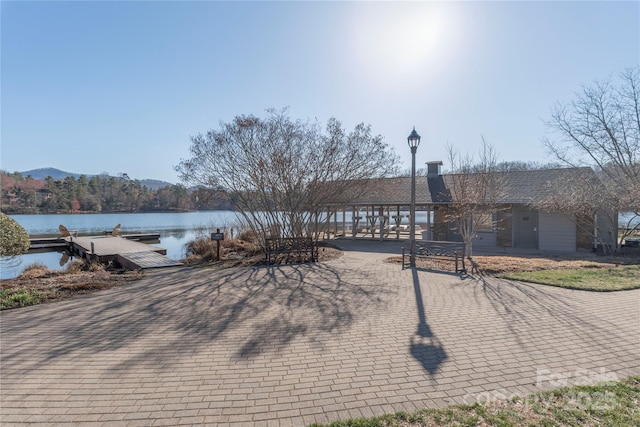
211;228;224;260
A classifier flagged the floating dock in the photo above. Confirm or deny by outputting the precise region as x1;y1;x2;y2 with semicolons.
28;237;69;252
29;233;161;249
70;236;182;270
28;234;181;270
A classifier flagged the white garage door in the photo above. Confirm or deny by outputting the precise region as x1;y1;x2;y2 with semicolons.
539;212;576;252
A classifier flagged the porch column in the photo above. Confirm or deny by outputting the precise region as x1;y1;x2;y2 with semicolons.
379;205;385;242
352;206;360;240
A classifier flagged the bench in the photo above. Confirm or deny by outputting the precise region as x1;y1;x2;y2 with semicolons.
402;240;466;273
265;237;318;264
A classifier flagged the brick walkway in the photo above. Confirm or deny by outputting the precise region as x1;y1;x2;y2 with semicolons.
1;240;639;426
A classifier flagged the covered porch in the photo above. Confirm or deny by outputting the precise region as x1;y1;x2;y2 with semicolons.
316;203;435;241
314;175;441;241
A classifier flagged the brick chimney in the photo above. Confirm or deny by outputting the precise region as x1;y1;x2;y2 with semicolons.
426;161;443;177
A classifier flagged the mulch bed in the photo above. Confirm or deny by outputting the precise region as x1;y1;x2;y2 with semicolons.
1;270;144;309
386;250;640;275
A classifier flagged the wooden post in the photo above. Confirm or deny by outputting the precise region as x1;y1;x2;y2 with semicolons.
352;206;358;239
216;228;221;260
379;205;384;241
394;205;402;239
427;205;432;241
211;228;224;260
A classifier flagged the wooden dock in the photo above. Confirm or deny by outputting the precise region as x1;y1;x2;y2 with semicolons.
70;236;181;270
29;234;160;250
28;237;69;252
117;251;183;270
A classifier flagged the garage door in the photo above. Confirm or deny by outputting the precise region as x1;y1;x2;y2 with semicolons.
539;212;576;252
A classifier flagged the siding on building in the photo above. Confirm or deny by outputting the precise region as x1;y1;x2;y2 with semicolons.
576;214;594;251
473;231;497;247
432;206;448;241
496;205;513;248
596;210;618;248
539;212;576;252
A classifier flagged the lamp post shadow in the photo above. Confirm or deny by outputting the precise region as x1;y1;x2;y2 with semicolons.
409;267;447;375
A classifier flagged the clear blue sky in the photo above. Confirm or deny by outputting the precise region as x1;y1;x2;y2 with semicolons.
1;1;638;184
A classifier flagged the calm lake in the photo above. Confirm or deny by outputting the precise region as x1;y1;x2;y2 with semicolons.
3;211;240;279
4;209;422;279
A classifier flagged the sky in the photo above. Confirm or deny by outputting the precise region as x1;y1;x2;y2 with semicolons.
1;1;638;184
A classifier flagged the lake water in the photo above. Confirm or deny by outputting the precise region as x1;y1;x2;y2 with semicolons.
3;209;427;279
3;211;240;279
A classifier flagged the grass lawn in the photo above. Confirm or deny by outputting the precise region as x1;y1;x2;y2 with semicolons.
310;376;640;427
497;264;640;291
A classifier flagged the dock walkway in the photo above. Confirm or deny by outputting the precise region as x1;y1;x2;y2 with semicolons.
71;236;181;270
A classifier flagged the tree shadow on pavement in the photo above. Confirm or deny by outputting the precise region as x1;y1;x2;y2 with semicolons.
0;262;393;373
466;271;638;362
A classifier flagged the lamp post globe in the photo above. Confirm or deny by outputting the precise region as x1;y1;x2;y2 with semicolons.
408;128;421;151
408;127;421;266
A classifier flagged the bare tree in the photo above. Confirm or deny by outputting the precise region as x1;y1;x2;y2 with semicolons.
175;108;399;245
534;168;619;253
444;139;507;256
543;67;640;250
495;160;563;171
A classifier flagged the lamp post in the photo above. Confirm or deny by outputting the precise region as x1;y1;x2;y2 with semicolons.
408;127;421;266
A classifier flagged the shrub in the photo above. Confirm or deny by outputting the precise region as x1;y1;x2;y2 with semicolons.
19;262;51;278
65;259;86;274
87;260;105;272
0;212;30;257
0;288;44;309
185;237;220;261
238;228;258;243
184;226;262;262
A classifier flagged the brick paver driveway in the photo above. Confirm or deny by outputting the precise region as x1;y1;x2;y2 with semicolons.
2;240;639;426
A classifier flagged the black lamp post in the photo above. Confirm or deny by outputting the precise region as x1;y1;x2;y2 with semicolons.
408;127;421;266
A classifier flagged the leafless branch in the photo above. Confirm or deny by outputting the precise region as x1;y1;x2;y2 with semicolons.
175;108;399;246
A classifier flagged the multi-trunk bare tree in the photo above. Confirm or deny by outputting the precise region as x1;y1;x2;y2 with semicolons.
175;108;399;246
542;67;640;251
443;140;507;256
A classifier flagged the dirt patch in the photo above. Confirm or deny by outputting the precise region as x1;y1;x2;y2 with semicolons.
1;269;144;309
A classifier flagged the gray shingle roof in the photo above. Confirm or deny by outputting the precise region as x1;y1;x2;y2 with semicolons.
486;167;595;204
325;167;596;206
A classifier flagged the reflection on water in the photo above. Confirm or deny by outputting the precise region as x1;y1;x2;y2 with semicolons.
1;251;70;280
2;230;200;280
3;211;238;280
162;229;188;239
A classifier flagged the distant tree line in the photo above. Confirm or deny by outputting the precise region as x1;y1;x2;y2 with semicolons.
0;171;232;214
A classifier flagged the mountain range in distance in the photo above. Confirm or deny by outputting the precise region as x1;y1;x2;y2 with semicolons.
16;167;175;190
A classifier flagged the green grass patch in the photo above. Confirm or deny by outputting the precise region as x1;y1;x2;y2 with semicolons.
497;265;640;291
309;376;640;426
0;288;45;309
